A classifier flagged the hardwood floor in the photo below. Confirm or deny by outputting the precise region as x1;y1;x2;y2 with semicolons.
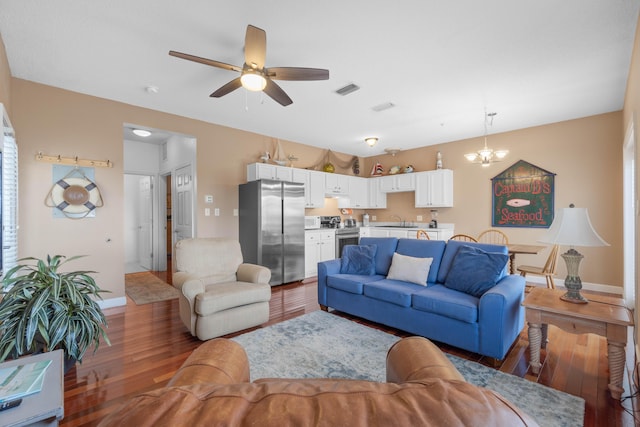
61;275;639;426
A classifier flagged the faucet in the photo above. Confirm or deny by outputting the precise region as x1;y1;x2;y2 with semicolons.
390;214;405;227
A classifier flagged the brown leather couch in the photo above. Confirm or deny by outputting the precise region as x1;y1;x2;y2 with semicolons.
99;337;538;426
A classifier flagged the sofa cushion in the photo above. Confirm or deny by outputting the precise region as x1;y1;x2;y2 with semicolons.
443;245;509;297
340;244;377;275
326;273;385;294
437;240;508;284
412;285;479;323
363;279;422;307
387;252;433;286
396;239;446;284
196;282;271;316
359;237;399;275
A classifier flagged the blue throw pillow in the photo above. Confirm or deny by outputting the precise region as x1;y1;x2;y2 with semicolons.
340;245;377;275
444;245;509;297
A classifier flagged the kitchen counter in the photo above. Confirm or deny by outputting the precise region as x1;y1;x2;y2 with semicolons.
360;223;454;240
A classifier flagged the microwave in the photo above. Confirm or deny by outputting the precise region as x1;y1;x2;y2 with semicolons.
305;215;321;229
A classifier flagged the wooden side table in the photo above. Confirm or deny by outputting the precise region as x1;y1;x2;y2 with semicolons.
1;349;64;426
522;287;633;399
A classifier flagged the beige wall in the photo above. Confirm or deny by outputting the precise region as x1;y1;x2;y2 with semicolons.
0;35;11;112
8;78;356;301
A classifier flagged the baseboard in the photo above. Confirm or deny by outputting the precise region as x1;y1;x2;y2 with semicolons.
98;296;127;309
524;276;623;296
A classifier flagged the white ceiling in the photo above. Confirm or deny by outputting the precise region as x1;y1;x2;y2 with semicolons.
1;1;638;157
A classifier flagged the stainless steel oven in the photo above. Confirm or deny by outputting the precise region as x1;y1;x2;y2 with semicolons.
335;228;360;257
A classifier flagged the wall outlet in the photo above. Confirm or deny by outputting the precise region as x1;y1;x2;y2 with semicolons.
205;195;213;204
417;215;423;221
372;215;377;221
214;208;220;216
204;208;210;216
233;208;238;216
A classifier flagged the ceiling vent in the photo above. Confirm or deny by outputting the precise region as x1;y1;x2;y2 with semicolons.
335;83;360;96
372;102;395;112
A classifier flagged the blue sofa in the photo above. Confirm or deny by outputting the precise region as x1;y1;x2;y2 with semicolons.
317;237;526;360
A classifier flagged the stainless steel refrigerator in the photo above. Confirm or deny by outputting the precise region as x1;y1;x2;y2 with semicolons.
238;179;305;286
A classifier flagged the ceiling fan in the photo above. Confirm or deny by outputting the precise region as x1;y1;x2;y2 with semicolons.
169;25;329;106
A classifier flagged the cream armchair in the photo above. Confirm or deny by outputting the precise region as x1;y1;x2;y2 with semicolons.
173;238;272;340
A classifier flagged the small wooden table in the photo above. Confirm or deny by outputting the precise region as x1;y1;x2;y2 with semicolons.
522;288;633;399
507;244;545;274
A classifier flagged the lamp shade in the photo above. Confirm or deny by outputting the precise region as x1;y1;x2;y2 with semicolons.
538;207;609;247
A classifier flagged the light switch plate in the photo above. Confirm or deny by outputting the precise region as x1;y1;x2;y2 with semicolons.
214;208;220;216
204;208;210;216
417;215;423;221
233;208;238;216
205;195;213;204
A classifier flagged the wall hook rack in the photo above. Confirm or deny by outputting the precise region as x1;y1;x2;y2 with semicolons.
35;152;113;168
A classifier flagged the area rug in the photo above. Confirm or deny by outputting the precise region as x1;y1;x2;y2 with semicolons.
232;310;584;427
124;272;179;305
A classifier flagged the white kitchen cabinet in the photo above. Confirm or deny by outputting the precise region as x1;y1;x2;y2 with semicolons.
379;173;416;193
347;176;368;208
247;163;293;182
414;169;454;208
325;173;350;195
304;229;336;278
367;178;387;209
367;227;454;241
292;168;325;208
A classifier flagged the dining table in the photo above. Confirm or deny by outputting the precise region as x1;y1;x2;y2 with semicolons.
506;244;546;274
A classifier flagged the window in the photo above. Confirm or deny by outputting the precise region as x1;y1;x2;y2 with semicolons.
1;104;18;277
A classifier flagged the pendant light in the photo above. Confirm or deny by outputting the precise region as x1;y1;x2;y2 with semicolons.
464;111;508;167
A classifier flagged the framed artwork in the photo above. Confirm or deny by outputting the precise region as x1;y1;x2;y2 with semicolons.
491;160;555;228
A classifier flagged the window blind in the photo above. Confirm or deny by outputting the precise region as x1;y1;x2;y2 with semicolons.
2;108;18;277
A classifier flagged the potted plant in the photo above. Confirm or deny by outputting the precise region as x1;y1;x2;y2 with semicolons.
0;255;110;369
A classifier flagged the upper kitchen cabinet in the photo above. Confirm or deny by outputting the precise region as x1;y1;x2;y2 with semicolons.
247;163;293;182
379;173;416;193
292;168;325;208
414;169;454;208
347;176;368;208
325;173;350;196
368;177;387;209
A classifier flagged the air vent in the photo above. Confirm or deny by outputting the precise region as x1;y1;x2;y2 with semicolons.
335;83;360;96
372;102;395;112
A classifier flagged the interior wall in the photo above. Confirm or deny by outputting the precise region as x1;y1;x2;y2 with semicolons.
362;112;623;289
9;78;356;302
0;35;11;112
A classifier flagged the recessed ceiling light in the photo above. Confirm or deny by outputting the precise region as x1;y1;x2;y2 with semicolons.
372;102;395;112
132;129;152;137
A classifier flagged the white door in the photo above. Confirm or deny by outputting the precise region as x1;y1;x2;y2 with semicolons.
173;164;194;247
137;175;153;270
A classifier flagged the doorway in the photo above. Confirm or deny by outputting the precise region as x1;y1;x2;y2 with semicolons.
124;174;154;273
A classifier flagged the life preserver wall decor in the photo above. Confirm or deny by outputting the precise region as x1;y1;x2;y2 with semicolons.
45;166;104;219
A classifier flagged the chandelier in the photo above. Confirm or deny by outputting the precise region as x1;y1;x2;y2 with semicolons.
464;111;508;167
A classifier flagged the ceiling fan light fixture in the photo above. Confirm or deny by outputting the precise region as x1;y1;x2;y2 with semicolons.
241;72;267;91
365;137;378;147
132;129;152;137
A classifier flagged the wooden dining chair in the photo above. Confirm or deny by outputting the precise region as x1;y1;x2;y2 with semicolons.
477;229;509;245
416;230;430;240
517;245;559;289
448;234;478;243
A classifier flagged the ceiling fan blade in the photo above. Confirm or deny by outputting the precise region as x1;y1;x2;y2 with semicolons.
210;77;243;97
245;25;266;69
267;67;330;81
263;79;293;106
169;50;242;72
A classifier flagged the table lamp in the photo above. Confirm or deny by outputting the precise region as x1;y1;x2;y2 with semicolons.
537;204;609;303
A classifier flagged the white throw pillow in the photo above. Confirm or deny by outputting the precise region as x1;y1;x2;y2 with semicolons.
386;252;433;286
